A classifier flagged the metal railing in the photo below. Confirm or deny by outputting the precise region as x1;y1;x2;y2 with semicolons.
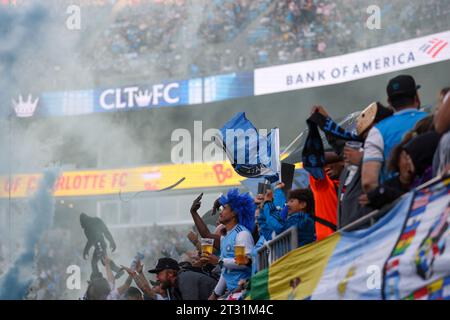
256;226;298;272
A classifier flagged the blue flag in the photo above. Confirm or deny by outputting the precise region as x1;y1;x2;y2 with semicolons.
215;112;280;182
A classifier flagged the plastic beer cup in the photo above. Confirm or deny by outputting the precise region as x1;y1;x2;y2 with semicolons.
234;245;246;265
201;238;214;256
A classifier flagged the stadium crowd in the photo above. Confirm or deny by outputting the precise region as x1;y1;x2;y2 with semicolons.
4;0;449;85
87;0;450;80
75;74;449;300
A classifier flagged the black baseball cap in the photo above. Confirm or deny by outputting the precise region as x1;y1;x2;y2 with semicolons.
148;257;180;273
387;75;421;99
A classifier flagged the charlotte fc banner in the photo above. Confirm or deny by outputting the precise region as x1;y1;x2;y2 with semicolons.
250;176;450;300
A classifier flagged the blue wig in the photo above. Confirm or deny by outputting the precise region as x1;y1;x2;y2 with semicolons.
219;188;255;231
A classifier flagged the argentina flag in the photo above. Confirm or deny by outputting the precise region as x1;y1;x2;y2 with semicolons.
215;112;280;183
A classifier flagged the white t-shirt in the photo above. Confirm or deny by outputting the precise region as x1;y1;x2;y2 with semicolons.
363;126;384;163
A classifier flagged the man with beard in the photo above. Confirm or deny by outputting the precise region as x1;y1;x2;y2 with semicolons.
147;257;217;300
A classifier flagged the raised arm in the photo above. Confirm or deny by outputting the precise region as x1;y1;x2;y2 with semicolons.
362;161;382;193
103;255;115;287
187;231;202;252
101;221;117;252
190;193;221;250
361;127;384;193
261;190;286;235
121;261;157;300
273;184;287;209
83;240;93;260
117;275;133;296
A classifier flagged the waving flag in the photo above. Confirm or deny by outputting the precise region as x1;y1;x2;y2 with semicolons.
215;112;280;183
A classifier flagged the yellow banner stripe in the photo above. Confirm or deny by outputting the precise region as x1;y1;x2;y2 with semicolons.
268;233;341;300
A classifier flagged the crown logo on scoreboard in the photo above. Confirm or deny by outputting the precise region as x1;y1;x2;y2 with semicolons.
12;94;39;118
134;90;152;107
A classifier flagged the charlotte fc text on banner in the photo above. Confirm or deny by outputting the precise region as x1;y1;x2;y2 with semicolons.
94;80;193;112
13;73;254;118
250;176;450;300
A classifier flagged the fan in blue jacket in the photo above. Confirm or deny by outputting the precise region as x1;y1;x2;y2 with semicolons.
259;185;316;248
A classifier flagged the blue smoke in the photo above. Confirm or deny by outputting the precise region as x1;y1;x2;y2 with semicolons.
0;168;59;300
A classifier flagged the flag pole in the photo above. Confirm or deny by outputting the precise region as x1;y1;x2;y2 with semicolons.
272;128;281;183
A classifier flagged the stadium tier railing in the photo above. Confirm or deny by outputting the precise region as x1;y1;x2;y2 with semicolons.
256;226;298;272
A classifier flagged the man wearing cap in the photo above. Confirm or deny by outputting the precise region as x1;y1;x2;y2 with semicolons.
147;257;217;300
362;75;427;193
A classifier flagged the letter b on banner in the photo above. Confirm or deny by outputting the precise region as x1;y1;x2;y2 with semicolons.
366;5;381;30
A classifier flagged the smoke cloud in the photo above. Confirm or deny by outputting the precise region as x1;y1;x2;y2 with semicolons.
0;168;58;300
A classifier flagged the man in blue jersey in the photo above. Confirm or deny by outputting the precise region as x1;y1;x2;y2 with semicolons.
189;188;255;300
362;75;427;193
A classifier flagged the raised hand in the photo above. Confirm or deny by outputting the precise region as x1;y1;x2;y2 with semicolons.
311;105;330;117
135;260;144;274
190;193;203;214
264;189;274;203
120;265;136;276
102;255;110;266
274;182;285;190
187;231;199;246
